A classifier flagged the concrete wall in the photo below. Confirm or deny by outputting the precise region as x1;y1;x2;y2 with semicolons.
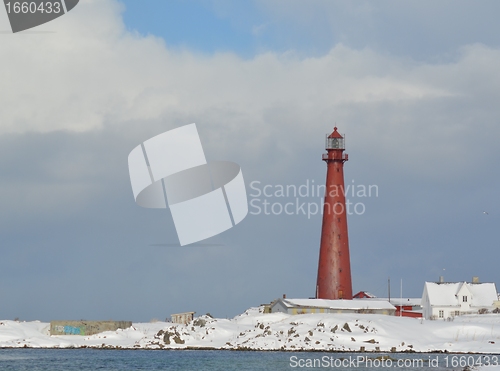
171;312;194;325
50;321;132;336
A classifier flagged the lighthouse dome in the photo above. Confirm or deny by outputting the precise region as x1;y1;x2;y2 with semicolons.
326;127;345;149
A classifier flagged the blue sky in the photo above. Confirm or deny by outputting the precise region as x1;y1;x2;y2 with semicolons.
120;0;261;57
1;1;500;322
120;0;500;60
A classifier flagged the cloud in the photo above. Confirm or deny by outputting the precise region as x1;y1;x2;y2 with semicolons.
2;1;499;157
251;0;500;59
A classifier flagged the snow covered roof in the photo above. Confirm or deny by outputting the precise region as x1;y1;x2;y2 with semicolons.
424;282;498;307
362;297;422;306
281;298;395;310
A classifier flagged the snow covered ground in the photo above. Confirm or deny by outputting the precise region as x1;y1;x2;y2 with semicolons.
2;307;500;353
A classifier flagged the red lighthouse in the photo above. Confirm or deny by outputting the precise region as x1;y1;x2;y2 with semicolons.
316;127;353;300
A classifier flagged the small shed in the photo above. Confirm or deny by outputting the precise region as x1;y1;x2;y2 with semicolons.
171;312;195;324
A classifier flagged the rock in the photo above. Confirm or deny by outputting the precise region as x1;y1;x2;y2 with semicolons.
193;318;206;327
163;330;185;345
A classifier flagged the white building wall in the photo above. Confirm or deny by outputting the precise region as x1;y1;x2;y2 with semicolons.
421;285;433;319
270;300;290;314
456;284;472;312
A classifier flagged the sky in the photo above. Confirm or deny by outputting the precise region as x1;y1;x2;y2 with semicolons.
1;0;500;322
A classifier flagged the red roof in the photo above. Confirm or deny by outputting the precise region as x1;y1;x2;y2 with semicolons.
328;127;343;138
353;291;376;299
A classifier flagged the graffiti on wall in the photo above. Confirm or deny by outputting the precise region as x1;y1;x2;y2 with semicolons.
53;325;85;335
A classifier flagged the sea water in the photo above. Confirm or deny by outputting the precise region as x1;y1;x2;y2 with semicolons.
0;349;490;370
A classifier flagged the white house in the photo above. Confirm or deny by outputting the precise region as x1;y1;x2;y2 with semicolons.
421;281;499;320
270;298;396;316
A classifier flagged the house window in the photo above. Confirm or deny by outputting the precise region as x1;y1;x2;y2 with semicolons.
438;310;444;318
463;296;468;302
455;311;460;316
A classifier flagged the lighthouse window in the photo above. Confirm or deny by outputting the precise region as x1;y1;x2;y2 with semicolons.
338;235;341;240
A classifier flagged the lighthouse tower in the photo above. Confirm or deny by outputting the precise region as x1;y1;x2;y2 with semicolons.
316;127;353;300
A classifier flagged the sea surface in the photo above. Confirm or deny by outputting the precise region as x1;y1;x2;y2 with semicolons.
0;349;494;370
